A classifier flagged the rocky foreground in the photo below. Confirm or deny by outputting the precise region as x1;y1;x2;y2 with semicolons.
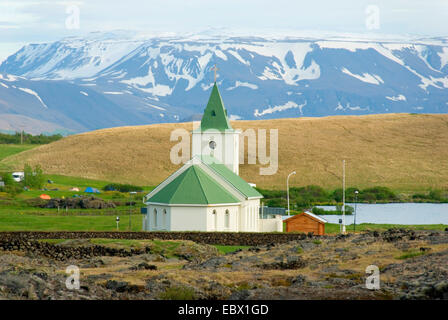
0;229;447;300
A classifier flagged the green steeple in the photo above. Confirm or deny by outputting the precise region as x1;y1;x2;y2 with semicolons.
200;83;233;131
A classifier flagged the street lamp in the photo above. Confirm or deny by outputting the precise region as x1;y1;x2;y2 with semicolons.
287;171;296;216
354;190;359;232
129;191;137;231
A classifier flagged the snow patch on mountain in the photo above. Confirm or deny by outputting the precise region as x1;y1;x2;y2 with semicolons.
18;87;48;109
335;102;369;111
227;81;258;90
254;101;306;117
103;91;124;95
0;74;19;82
438;48;448;69
139;84;173;96
386;94;406;101
341;67;384;85
229;114;242;120
145;103;166;111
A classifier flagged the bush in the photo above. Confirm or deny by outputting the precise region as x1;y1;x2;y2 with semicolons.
256;188;285;199
3;184;23;198
159;286;196;300
361;186;397;201
0;172;14;186
429;189;443;201
333;186;396;203
332;187;359;202
266;198;287;208
312;205;354;215
23;163;45;189
103;183;143;193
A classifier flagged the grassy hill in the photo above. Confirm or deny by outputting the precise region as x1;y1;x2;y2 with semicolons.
2;113;448;192
0;144;38;171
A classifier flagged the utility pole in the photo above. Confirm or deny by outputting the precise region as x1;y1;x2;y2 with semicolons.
129;191;137;231
354;190;359;232
342;160;346;234
287;171;296;216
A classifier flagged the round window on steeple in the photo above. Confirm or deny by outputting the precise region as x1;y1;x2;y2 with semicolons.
209;140;217;150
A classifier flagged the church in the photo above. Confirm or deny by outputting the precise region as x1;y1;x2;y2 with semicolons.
142;81;282;232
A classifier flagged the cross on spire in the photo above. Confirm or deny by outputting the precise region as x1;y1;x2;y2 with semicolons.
211;64;219;82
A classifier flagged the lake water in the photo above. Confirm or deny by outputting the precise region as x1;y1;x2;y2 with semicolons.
314;203;448;225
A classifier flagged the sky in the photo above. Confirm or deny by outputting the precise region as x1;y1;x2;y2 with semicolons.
0;0;447;62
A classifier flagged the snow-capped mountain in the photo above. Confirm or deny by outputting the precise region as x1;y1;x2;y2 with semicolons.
1;32;448;133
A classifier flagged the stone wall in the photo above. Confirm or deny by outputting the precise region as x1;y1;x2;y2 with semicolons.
0;231;313;246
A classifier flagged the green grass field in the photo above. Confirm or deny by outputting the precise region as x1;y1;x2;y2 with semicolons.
0;144;37;161
0;144;38;170
0;210;143;231
325;223;448;234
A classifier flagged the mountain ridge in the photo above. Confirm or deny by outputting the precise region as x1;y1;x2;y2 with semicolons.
1;32;447;134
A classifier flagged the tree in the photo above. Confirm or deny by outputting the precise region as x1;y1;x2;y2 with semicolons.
23;163;45;189
0;172;14;186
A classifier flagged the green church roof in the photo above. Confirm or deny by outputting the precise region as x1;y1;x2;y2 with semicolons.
201;155;263;199
199;83;233;131
146;165;240;205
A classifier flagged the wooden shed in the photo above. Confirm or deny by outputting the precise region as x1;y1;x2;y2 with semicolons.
284;211;327;235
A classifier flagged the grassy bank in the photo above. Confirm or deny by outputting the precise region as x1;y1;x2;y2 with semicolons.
325;223;448;234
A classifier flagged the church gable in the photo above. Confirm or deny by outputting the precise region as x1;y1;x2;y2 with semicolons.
199;83;233;131
145;165;240;205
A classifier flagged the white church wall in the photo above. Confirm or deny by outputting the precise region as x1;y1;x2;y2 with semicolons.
145;205;171;231
239;199;260;232
206;205;240;232
170;206;208;231
258;215;283;232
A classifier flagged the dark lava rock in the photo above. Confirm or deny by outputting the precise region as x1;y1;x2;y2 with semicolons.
228;289;251;300
133;262;157;270
105;280;141;293
258;256;306;270
291;275;307;287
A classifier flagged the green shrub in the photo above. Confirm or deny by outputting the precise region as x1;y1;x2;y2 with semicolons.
3;184;23;197
159;286;196;300
103;183;143;192
333;186;396;203
396;250;426;260
361;186;397;201
0;172;14;186
312;205;354;215
23;163;45;189
429;189;443;201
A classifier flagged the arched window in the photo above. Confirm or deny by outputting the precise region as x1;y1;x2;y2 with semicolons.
163;209;167;230
153;208;157;229
225;210;230;229
213;210;218;230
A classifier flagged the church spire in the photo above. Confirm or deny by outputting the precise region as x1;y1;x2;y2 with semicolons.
200;81;232;131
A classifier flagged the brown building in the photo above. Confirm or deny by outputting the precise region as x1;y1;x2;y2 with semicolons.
284;211;328;235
